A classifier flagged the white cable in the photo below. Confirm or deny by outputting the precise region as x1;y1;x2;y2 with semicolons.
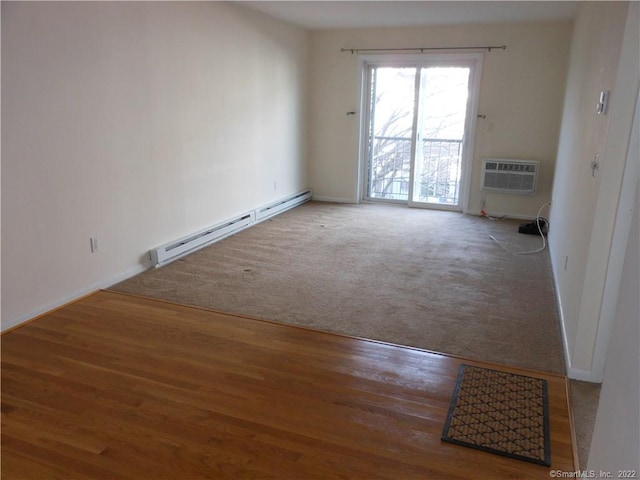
480;193;507;221
489;202;551;256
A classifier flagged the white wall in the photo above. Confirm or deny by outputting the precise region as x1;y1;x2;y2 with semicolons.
1;2;309;329
588;166;639;474
308;22;571;215
549;1;637;381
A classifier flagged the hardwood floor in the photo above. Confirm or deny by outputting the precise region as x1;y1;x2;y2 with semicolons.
2;291;575;479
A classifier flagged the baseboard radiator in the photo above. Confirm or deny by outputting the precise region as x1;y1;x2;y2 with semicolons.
149;189;312;267
255;190;312;222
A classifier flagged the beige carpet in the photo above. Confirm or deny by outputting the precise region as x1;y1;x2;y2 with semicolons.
112;201;565;375
570;379;602;468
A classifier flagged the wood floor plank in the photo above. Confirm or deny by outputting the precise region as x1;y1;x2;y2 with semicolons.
2;291;575;479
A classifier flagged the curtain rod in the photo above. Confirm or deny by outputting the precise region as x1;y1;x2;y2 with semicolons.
340;45;506;54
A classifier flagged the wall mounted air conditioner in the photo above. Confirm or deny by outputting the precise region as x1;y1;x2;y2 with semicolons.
481;159;540;194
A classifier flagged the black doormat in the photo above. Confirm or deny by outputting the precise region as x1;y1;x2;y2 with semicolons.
441;364;551;466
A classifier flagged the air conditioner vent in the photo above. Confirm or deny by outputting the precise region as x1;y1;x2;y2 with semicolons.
481;159;540;194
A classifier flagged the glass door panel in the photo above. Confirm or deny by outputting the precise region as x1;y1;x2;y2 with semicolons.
366;67;416;201
411;67;470;207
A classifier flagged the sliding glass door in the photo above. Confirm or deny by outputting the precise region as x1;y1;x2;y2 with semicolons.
363;55;480;211
412;66;469;207
366;67;417;201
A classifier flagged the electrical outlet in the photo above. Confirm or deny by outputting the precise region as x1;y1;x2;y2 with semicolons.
90;237;99;253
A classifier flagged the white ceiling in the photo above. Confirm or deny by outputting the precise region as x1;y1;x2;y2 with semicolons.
236;1;580;30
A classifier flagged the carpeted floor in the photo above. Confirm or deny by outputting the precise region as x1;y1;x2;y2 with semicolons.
569;379;602;467
111;201;603;467
113;201;565;374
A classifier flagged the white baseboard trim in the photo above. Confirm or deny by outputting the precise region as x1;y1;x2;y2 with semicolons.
467;209;539;221
1;263;150;333
311;196;356;204
549;254;572;377
548;239;601;382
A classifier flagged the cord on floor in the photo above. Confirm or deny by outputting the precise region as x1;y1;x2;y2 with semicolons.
489;202;551;256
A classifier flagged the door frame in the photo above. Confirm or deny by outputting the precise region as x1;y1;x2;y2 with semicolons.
356;53;483;213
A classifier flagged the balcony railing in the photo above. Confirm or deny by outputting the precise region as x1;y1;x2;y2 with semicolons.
369;136;463;204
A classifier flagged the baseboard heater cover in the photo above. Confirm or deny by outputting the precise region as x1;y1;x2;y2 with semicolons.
255;190;312;222
149;189;312;267
150;213;254;267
